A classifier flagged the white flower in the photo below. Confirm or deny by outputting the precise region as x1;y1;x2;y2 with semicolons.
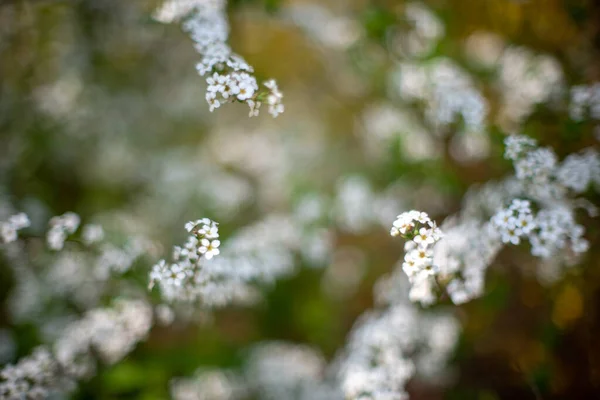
199;238;220;260
206;92;221;112
413;227;435;246
167;264;186;286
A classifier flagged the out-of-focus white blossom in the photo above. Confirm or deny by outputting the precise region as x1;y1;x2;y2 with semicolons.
497;47;563;125
392;59;488;133
0;300;152;398
54;299;153;375
81;224;104;245
556;149;600;192
336;304;457;400
246;342;339;400
172;343;342;400
570;83;600;121
529;206;589;258
284;4;362;51
171;369;244;400
0;213;30;244
0;346;71;400
47;212;81;250
397;2;445;59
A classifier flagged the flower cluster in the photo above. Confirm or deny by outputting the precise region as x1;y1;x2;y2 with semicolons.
505;134;600;201
149;218;220;299
171;342;341;400
0;213;30;244
171;369;244;400
337;304;458;400
556;149;600;193
514;148;558;183
504;134;537;161
0;299;152;398
47;212;81;250
529;206;589;258
150;215;313;307
54;299;153;377
390;211;443;303
0;347;68;399
337;306;416;400
81;224;104;246
432;219;502;305
246;342;338;400
427;134;599;305
570;83;600;121
491;199;535;245
393;59;488;134
492;199;588;258
154;0;284;117
497;47;563;125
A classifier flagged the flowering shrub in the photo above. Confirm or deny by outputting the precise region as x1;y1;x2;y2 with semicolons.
1;0;600;399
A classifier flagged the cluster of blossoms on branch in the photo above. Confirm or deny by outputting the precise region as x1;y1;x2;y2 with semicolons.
336;302;457;400
154;0;284;117
149;215;308;307
390;211;443;303
492;199;589;257
149;218;221;301
389;133;599;306
491;199;535;245
0;206;159;398
0;300;152;399
46;211;81;250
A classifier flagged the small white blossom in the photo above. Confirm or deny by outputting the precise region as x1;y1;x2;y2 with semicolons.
198;238;220;260
0;213;30;244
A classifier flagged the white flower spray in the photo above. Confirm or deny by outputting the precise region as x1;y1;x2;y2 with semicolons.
154;0;284;117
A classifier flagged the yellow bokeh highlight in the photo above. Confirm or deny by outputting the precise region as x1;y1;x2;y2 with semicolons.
552;283;584;329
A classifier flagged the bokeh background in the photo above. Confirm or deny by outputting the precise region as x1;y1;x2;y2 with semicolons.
1;0;600;398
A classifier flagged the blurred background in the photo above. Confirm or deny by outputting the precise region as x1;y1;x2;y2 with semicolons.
1;0;600;398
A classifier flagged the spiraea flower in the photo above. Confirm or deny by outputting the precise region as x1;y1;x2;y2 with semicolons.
154;0;284;117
